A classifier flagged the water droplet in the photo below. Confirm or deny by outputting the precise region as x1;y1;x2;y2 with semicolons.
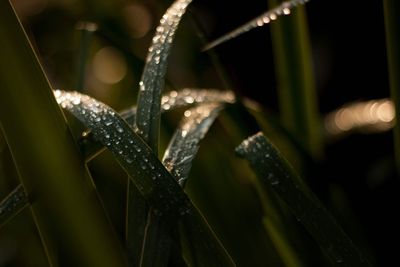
117;126;124;133
127;158;134;164
283;7;291;15
336;258;343;264
72;98;81;105
271;180;279;186
269;13;277;20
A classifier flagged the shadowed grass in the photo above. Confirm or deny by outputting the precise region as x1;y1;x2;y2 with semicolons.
0;2;127;266
236;132;371;266
268;0;321;159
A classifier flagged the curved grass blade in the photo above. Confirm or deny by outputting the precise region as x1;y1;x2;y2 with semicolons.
122;89;235;125
133;87;233;265
125;2;196;260
55;90;188;215
55;90;235;266
83;89;234;160
0;89;235;230
163;103;224;186
136;0;192;152
140;103;226;266
0;185;29;228
136;102;231;266
236;132;371;266
164;103;229;267
203;0;310;51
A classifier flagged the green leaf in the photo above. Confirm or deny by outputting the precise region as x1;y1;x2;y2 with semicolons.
135;0;193;153
236;132;371;267
55;90;236;266
203;0;310;51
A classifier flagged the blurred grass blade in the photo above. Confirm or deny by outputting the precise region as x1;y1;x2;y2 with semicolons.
236;132;370;266
0;185;28;228
0;2;126;266
268;0;321;159
262;217;302;267
75;21;98;91
163;103;225;186
383;0;400;175
203;0;310;51
135;0;192;153
55;90;235;266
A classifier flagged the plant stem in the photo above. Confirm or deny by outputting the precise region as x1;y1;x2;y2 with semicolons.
0;2;126;266
383;0;400;176
268;0;322;159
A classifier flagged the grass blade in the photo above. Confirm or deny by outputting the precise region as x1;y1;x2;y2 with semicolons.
55;90;236;266
0;185;29;228
136;0;192;153
268;0;321;159
125;181;148;267
236;132;371;266
82;89;233;160
203;0;310;51
262;216;303;267
123;89;235;129
383;0;400;175
0;2;126;266
0;89;235;230
162;103;229;266
163;103;225;186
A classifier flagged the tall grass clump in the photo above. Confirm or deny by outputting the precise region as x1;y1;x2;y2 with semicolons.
0;0;397;266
